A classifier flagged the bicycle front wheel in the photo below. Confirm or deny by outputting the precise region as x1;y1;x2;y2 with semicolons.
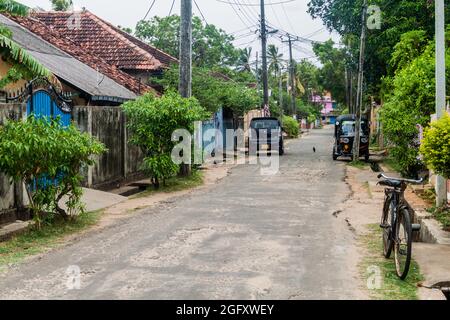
382;198;394;258
394;209;413;280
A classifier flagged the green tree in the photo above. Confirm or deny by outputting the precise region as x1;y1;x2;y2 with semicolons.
312;39;347;105
50;0;72;11
307;0;448;97
420;114;450;179
122;91;209;189
0;117;106;227
268;45;283;79
155;65;260;118
236;47;252;72
380;31;450;177
0;0;50;88
135;15;240;68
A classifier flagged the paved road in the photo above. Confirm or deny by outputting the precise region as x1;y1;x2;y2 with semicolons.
0;128;360;300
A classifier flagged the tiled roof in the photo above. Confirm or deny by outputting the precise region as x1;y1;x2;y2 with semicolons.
33;10;178;71
5;14;154;96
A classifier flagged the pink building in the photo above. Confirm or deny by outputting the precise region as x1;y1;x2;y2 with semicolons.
311;92;338;124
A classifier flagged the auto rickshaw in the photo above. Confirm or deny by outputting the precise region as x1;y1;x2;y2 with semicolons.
333;114;370;162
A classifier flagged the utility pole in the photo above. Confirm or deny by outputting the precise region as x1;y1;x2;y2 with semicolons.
179;0;192;175
282;35;297;116
288;35;296;115
353;0;368;162
179;0;192;97
435;0;447;207
260;0;269;114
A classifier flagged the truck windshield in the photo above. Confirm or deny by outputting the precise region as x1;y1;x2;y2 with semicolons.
251;120;280;130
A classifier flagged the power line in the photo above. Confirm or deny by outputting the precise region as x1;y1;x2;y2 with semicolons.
194;0;208;24
216;0;296;6
280;2;295;34
229;1;253;30
168;0;176;16
143;0;157;20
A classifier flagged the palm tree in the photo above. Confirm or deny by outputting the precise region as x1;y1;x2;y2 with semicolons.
51;0;73;12
268;45;283;78
237;47;252;72
0;0;50;88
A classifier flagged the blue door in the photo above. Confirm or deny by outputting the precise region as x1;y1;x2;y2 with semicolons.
27;90;72;127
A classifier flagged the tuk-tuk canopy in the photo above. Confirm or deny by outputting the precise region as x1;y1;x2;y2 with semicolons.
335;114;370;137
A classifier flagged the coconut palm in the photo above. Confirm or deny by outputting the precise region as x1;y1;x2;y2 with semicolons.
0;0;50;88
268;45;283;78
236;47;252;72
50;0;73;12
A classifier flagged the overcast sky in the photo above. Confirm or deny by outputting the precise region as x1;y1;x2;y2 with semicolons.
18;0;340;64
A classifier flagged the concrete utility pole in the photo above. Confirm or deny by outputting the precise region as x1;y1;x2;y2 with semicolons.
353;0;368;162
282;35;298;116
179;0;192;175
179;0;192;98
256;51;260;96
288;35;296;115
435;0;447;207
260;0;269;113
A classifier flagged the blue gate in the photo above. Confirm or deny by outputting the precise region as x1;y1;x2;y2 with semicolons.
27;90;72;126
6;79;74;190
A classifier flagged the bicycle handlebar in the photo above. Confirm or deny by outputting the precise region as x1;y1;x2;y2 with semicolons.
378;173;425;185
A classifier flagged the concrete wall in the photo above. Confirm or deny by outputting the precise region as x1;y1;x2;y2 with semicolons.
73;106;144;190
0;103;27;224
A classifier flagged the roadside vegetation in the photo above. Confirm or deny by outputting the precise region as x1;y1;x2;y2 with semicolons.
360;225;424;300
0;210;102;270
0;117;106;229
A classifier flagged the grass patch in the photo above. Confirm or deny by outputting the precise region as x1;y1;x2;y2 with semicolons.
132;170;204;199
427;207;450;232
0;210;102;270
383;156;403;174
348;160;369;169
360;224;424;300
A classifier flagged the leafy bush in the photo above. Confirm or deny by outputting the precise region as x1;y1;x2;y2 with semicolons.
380;31;450;177
282;116;299;138
122;91;209;188
420;114;450;179
0;116;106;227
154;65;260;117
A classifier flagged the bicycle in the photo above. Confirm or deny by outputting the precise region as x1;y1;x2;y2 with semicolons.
378;173;423;280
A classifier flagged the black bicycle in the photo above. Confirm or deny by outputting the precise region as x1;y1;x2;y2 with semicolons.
378;173;423;280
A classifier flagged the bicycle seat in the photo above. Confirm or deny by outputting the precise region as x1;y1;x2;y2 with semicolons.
378;179;403;188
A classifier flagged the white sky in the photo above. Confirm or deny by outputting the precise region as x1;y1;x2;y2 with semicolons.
17;0;340;64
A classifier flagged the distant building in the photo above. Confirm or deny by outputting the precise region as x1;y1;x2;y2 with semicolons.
311;92;338;125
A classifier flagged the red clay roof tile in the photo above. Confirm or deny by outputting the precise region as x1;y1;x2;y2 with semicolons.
33;10;178;71
6;14;155;96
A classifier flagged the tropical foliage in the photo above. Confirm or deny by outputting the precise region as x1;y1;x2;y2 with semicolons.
122;91;209;189
135;15;240;68
50;0;73;11
154;65;260;118
420;114;450;179
0;116;106;228
380;31;450;177
0;0;50;88
282;116;299;138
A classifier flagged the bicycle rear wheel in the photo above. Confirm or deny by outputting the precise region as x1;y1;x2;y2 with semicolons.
381;198;394;258
394;209;413;280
